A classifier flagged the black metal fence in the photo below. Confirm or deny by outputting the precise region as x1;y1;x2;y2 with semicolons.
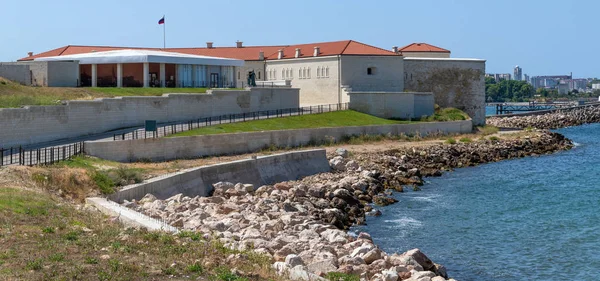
114;103;350;141
0;142;84;167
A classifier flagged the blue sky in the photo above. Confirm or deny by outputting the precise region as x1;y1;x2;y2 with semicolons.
3;0;597;78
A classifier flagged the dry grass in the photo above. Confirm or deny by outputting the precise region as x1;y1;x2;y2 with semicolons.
0;186;279;280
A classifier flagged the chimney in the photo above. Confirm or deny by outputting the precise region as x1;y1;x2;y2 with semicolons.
236;41;243;48
206;42;214;49
278;49;284;59
27;52;33;57
258;51;264;61
295;48;301;58
313;46;320;57
392;46;398;54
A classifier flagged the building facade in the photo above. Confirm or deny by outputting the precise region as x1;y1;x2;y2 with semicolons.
514;65;522;81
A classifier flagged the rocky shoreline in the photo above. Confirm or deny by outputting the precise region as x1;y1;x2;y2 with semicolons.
121;131;572;281
487;104;600;129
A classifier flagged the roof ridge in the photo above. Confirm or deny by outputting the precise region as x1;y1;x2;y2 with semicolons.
344;40;396;55
340;40;353;54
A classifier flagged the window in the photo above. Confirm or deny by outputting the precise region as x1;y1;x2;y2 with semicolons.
325;67;329;78
290;69;293;78
307;68;311;79
302;68;306;79
299;69;302;79
258;71;261;79
237;72;240;80
317;67;321;78
367;67;376;75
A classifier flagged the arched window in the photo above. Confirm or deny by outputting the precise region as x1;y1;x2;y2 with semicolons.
325;67;329;77
307;68;311;79
317;67;321;78
290;69;293;78
258;71;261;79
299;69;302;78
237;71;240;80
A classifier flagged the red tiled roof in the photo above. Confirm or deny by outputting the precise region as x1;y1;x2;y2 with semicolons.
399;43;450;53
18;40;399;62
165;46;284;61
265;40;398;60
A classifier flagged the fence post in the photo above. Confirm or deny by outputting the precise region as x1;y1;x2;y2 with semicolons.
1;148;3;167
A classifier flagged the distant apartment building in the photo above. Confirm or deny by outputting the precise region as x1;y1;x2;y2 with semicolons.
592;83;600;90
524;74;529;83
530;74;572;89
485;73;511;81
514;65;522;81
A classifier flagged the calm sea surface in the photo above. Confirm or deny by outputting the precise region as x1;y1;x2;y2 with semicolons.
354;123;600;280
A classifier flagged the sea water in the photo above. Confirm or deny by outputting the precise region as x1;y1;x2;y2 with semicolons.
354;123;600;280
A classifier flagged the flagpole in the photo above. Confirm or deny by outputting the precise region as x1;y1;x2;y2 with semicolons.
163;15;166;49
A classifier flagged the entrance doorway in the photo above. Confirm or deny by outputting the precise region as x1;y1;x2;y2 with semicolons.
210;73;219;88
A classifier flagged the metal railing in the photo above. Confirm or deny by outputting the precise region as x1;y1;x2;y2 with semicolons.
113;103;349;141
0;142;84;167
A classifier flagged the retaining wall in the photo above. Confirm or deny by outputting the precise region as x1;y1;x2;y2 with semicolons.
349;91;434;119
108;149;330;203
85;120;473;163
0;87;299;147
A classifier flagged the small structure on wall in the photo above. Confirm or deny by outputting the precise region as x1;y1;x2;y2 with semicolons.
35;49;244;88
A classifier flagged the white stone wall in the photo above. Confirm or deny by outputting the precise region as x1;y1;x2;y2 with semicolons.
85;120;473;162
349;92;434;119
266;56;340;105
0;63;31;85
0;88;300;147
403;58;486;125
401;52;451;58
339;56;404;102
106;149;330;201
236;61;265;88
26;62;49;86
47;61;79;87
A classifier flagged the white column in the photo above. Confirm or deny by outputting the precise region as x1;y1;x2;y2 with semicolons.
143;62;149;88
116;63;123;87
159;63;166;88
91;64;97;87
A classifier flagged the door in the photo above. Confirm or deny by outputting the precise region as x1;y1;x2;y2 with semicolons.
210;73;219;88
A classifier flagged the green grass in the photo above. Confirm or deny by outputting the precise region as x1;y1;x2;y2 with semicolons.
169;110;415;137
423;107;470;122
0;77;211;108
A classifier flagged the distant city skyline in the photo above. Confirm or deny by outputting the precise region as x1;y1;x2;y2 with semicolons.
1;0;599;77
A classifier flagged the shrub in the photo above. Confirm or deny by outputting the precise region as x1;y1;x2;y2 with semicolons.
425;107;470;122
459;137;472;143
48;253;65;262
92;171;115;194
478;125;499;136
325;272;360;281
445;138;456;144
85;257;98;264
42;227;55;234
25;259;44;271
187;262;203;273
64;231;79;241
489;136;500;141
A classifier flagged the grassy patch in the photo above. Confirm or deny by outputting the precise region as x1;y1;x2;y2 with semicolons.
42;156;145;198
423;107;470;122
0;187;279;280
445;138;457;144
477;125;499;136
0;77;209;108
326;272;360;281
169;110;414;137
459;137;473;143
